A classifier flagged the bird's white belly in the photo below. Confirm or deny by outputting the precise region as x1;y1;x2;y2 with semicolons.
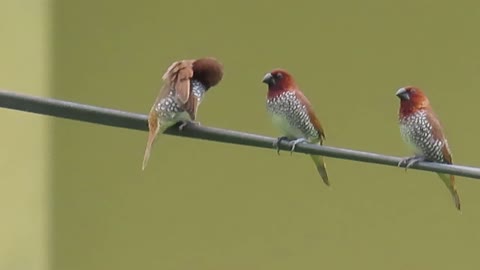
400;123;423;155
271;113;304;139
172;111;191;122
161;111;191;131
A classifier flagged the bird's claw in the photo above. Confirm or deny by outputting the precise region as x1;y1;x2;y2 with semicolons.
178;121;188;131
398;156;425;171
273;136;290;155
178;120;200;131
289;138;308;155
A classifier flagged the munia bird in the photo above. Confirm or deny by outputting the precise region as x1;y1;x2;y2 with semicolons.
262;69;329;186
142;57;223;170
396;86;461;211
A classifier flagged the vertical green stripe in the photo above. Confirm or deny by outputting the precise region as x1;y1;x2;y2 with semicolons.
0;1;50;270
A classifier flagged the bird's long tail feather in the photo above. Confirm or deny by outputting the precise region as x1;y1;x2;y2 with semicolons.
310;155;329;186
437;173;461;211
142;117;161;171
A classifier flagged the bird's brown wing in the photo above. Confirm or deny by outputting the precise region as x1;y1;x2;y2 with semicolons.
294;90;326;144
426;110;452;164
183;95;199;121
161;60;194;104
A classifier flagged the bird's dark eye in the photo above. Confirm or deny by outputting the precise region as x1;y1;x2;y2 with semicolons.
276;73;283;79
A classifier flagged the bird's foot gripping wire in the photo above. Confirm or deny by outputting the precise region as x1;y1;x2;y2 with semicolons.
273;136;290;155
289;138;308;155
178;120;201;131
398;156;426;171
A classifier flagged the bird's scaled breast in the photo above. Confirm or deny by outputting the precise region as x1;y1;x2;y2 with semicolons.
191;80;206;101
155;93;190;123
267;92;316;140
399;122;422;154
156;95;181;113
399;111;444;160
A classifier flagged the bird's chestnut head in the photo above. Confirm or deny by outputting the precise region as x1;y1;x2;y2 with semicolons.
262;69;298;95
396;86;430;116
192;57;224;91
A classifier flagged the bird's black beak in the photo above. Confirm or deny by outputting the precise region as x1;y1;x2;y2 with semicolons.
262;73;274;85
395;87;410;100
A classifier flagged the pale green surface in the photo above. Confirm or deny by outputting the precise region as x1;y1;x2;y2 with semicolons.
0;1;50;270
53;1;480;269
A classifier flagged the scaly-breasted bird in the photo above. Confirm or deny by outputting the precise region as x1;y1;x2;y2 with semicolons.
262;69;329;186
142;57;223;170
396;86;461;211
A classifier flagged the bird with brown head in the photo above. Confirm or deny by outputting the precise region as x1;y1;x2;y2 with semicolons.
142;57;224;170
396;86;461;211
262;69;330;186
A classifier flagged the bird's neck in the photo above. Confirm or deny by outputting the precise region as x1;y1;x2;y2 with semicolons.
267;88;293;99
399;101;430;119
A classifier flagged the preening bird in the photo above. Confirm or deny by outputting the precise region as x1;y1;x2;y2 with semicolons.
262;69;329;186
396;86;461;211
142;57;224;170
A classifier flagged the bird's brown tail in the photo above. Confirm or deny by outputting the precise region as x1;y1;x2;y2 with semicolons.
437;173;461;211
310;155;329;186
142;117;161;171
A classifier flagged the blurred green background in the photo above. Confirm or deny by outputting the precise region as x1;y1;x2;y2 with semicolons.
3;0;480;269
